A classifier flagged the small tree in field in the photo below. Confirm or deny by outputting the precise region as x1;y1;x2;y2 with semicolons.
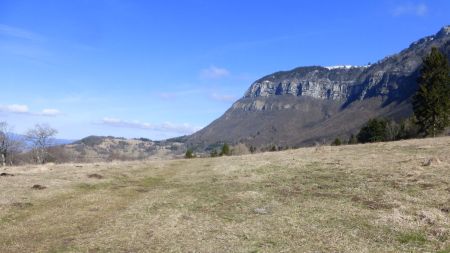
413;47;450;137
26;124;58;164
185;149;194;159
331;138;342;146
220;143;230;156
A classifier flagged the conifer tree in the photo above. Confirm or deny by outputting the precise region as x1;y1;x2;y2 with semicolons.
220;143;230;156
413;47;450;137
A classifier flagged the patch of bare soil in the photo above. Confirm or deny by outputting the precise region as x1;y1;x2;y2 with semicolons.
87;173;104;179
31;184;47;190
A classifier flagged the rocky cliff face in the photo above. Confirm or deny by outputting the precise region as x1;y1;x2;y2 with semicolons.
239;26;450;110
188;26;450;149
243;66;364;101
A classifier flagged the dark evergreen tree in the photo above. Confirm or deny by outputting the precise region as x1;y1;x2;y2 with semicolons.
331;138;342;146
413;47;450;137
220;143;230;156
357;118;388;143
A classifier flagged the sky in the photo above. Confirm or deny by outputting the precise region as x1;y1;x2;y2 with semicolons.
0;0;449;140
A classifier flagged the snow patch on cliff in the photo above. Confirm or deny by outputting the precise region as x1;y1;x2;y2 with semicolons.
324;65;370;70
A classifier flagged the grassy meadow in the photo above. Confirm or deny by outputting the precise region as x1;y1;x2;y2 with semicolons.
0;137;449;252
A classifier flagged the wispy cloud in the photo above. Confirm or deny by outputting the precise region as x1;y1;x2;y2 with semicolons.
200;66;230;79
210;93;237;102
0;104;62;117
0;24;45;41
101;117;201;134
391;2;428;17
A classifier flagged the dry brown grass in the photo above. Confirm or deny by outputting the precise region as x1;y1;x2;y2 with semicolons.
0;137;449;252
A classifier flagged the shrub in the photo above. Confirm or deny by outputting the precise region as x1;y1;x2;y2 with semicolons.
348;134;358;144
210;149;218;157
331;138;342;146
185;149;194;159
231;143;250;155
357;118;388;143
220;143;231;156
397;117;420;140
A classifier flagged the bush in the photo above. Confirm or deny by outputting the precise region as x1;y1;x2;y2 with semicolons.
331;138;342;146
231;143;250;155
210;149;218;157
185;149;194;159
220;143;231;156
348;134;358;144
357;118;388;143
397;117;420;140
356;117;420;144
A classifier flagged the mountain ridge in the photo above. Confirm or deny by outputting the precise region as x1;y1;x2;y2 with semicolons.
187;26;450;150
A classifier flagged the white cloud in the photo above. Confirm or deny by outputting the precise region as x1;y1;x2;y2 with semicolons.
210;93;237;102
0;104;62;117
200;66;230;79
101;117;201;134
38;109;62;117
0;24;45;41
0;104;29;113
392;3;428;17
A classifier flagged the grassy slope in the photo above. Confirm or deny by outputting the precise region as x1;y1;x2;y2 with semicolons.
0;137;449;252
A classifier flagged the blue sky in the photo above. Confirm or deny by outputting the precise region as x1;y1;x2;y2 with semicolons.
0;0;449;140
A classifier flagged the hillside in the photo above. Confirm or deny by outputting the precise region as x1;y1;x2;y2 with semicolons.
188;26;450;150
1;137;449;252
54;136;186;162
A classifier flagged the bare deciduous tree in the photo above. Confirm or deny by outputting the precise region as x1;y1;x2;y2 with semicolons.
26;124;58;164
0;121;23;166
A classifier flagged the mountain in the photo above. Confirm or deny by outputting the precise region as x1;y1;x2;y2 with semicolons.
187;26;450;150
55;136;186;162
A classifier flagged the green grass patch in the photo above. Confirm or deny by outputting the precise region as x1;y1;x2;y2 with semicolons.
75;182;111;191
398;231;427;245
139;176;165;187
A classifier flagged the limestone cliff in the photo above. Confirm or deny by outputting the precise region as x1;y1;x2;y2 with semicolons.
187;26;450;149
